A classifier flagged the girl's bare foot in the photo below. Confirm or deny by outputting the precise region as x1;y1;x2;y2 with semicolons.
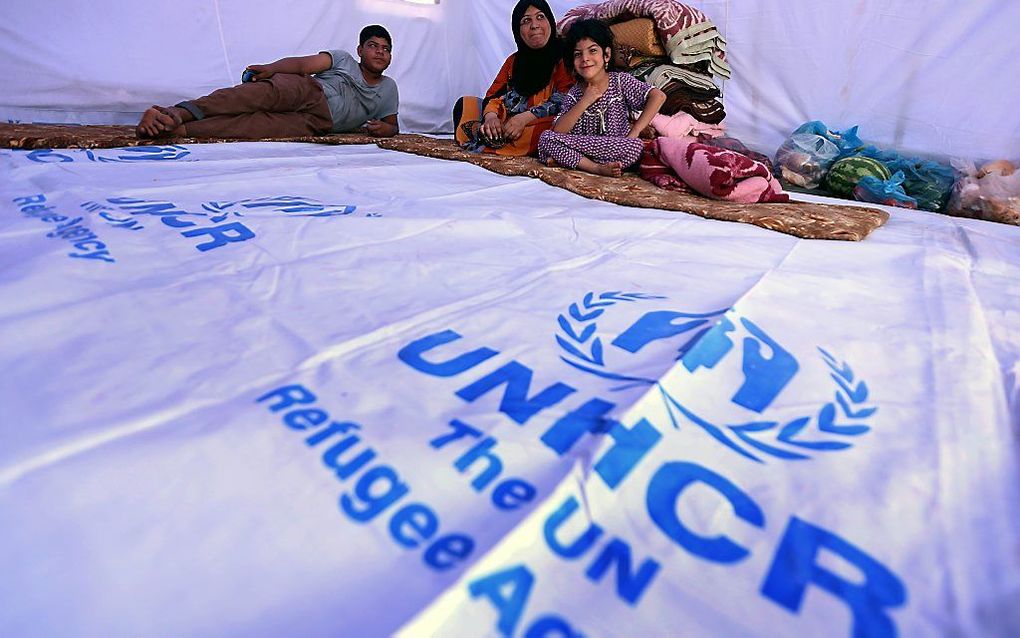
593;161;623;178
577;157;623;177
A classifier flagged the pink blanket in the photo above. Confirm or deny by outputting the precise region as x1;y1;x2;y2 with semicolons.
644;137;789;203
651;112;725;139
638;139;692;192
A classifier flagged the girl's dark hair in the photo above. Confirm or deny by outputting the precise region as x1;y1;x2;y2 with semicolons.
509;0;563;97
562;19;615;71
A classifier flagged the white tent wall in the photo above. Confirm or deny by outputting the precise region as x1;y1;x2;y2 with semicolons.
3;1;1018;160
707;0;1020;161
0;0;480;134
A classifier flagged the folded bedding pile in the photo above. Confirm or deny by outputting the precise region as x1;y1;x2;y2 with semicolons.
561;1;797;205
560;0;728;123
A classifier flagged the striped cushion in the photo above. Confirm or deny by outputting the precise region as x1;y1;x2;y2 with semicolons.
610;19;666;56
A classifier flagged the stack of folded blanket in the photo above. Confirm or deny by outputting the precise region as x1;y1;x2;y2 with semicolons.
562;0;788;205
560;0;728;124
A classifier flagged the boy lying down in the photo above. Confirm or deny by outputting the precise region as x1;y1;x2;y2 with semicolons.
137;25;399;140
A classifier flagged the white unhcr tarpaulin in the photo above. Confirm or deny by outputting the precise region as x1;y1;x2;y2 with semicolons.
1;142;1019;636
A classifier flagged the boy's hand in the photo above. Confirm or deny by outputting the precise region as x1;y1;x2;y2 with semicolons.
364;119;397;137
245;64;275;81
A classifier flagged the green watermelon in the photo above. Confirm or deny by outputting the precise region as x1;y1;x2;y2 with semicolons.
825;156;892;198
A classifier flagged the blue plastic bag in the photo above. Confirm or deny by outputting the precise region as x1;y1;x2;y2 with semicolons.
857;146;955;211
892;159;954;212
793;121;864;159
775;121;864;189
853;171;918;208
856;145;900;165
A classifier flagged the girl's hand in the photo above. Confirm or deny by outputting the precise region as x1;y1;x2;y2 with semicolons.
481;112;503;142
245;64;275;81
627;87;667;138
581;82;607;105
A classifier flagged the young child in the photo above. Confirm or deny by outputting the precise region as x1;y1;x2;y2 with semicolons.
538;19;665;177
136;25;399;140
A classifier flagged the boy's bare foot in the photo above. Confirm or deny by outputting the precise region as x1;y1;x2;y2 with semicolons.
136;106;185;138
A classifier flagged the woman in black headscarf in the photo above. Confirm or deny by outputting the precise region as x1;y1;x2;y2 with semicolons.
453;0;573;156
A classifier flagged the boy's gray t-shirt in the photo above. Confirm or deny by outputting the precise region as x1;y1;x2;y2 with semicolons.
314;50;399;133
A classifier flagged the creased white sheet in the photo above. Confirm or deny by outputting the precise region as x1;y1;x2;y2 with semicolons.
1;142;1019;636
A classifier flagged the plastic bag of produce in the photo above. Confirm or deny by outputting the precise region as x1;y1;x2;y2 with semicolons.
857;146;955;212
948;159;1020;225
853;171;918;208
775;121;862;189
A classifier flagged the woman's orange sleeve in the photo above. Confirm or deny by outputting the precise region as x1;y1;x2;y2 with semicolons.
483;55;516;116
552;60;574;93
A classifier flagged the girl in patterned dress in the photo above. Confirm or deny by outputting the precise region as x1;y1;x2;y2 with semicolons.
538;19;666;177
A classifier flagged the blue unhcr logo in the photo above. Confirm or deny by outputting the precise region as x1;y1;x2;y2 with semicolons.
97;195;370;252
397;296;903;636
13;194;116;262
9;191;373;267
26;145;192;164
109;196;360;223
556;291;876;463
200;196;362;218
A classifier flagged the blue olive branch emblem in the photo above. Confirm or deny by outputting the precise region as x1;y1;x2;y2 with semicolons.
556;291;721;388
715;347;876;462
556;292;877;463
